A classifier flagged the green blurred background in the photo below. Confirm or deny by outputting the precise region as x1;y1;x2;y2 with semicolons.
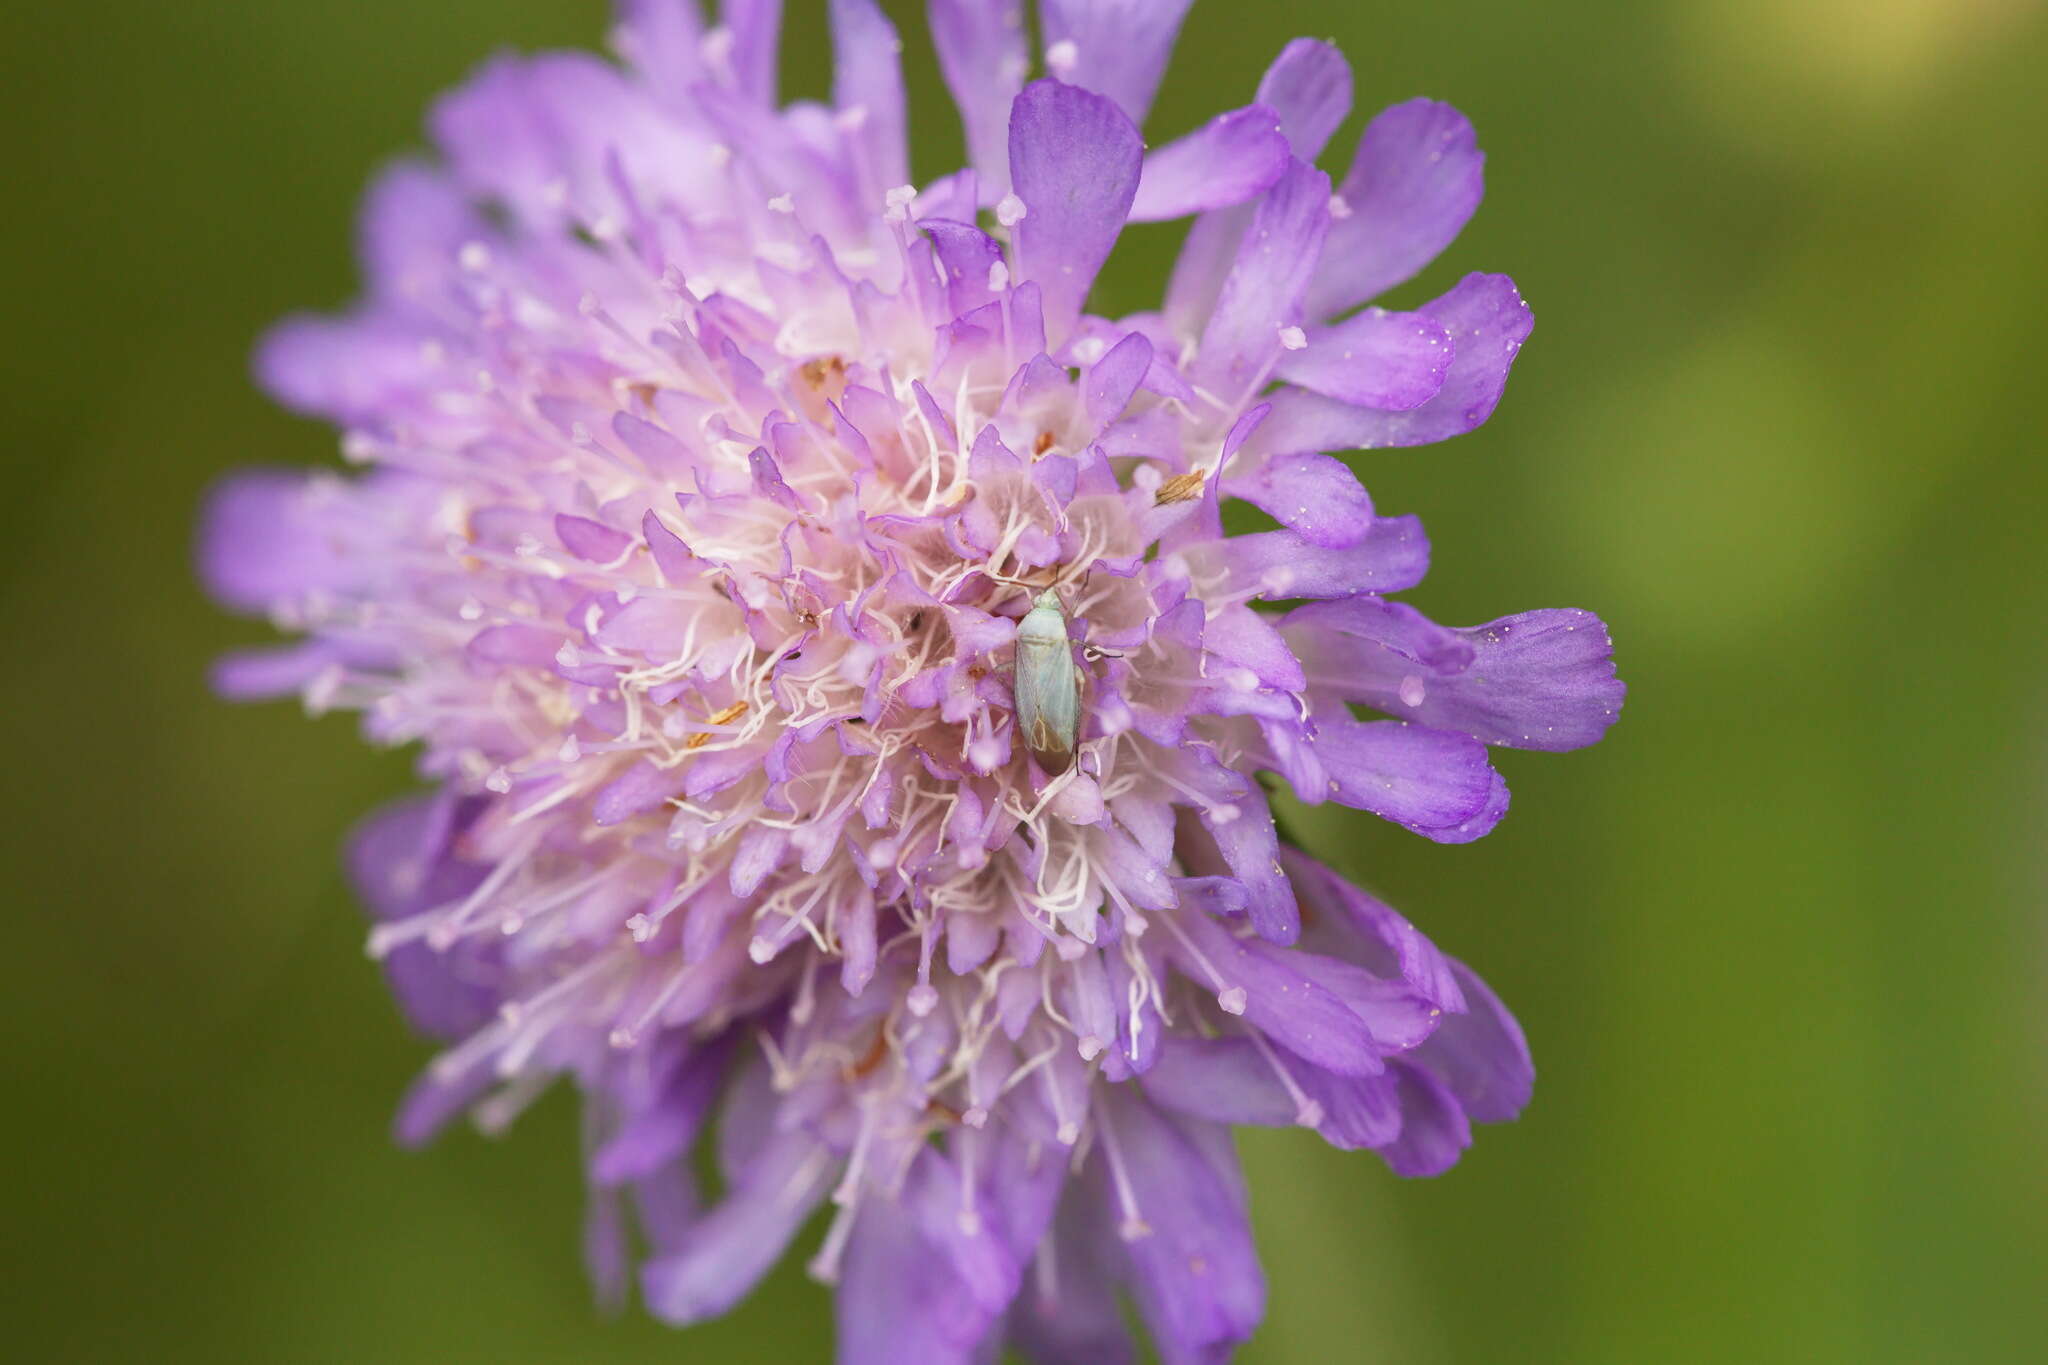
4;1;2045;1360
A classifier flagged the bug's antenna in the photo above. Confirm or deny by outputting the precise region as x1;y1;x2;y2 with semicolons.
980;562;1062;596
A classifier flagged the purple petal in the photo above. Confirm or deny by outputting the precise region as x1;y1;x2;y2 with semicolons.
592;760;688;827
1007;80;1144;342
1414;959;1533;1123
838;1159;1006;1365
1417;767;1511;845
1202;604;1307;691
1274;307;1454;411
210;642;340;700
1256;39;1352;161
831;0;909;204
1316;719;1503;837
355;161;482;308
393;1058;496;1147
584;1187;631;1312
1378;1061;1473;1177
197;470;359;614
1102;1090;1264;1361
1171;913;1380;1076
748;447;801;508
1038;0;1196;128
1258;273;1533;452
594;596;696;658
641;1127;831;1325
1194;158;1330;400
1090;825;1176;913
1064;950;1120;1057
1008;280;1047;355
913;167;979;223
1307;99;1486;318
627;1165;698;1260
1083;331;1153;431
1010;1196;1136;1365
466;623;564;671
1296;1066;1403;1150
430;53;672;227
928;0;1029;195
982;1129;1071;1276
1154;37;1348;338
921;217;1007;317
346;792;462;922
1103;946;1165;1073
591;1040;731;1185
1283;848;1464;1012
1200;800;1298;943
555;513;631;562
1224;452;1374;549
1186;515;1430;600
347;795;500;1040
1140;1036;1298;1127
1129;105;1288;222
1279;952;1441;1054
614;0;708;96
1413;609;1624;751
1172;875;1248;919
705;1066;784;1196
731;822;790;896
1223;402;1271;460
722;0;784;104
254;313;433;423
1289;601;1622;752
1162;211;1241;343
639;509;696;584
840;889;878;993
425;54;561;221
1285;595;1472;674
905;1146;1027;1314
614;413;693;477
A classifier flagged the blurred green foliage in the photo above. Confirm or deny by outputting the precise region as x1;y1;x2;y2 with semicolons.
3;1;2044;1360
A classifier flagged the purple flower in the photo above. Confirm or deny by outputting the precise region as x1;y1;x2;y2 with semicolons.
199;2;1623;1359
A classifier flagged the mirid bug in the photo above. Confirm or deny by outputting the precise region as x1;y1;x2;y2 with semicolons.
1013;588;1083;772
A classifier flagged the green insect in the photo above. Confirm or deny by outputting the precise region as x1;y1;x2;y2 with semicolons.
1012;587;1085;773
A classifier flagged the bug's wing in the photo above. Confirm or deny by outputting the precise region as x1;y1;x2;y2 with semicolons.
1038;657;1082;766
1025;711;1066;756
1014;636;1080;771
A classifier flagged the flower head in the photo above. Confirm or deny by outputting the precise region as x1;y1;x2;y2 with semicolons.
201;2;1623;1359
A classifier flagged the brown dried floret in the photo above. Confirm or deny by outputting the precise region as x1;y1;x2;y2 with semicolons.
1154;470;1207;505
